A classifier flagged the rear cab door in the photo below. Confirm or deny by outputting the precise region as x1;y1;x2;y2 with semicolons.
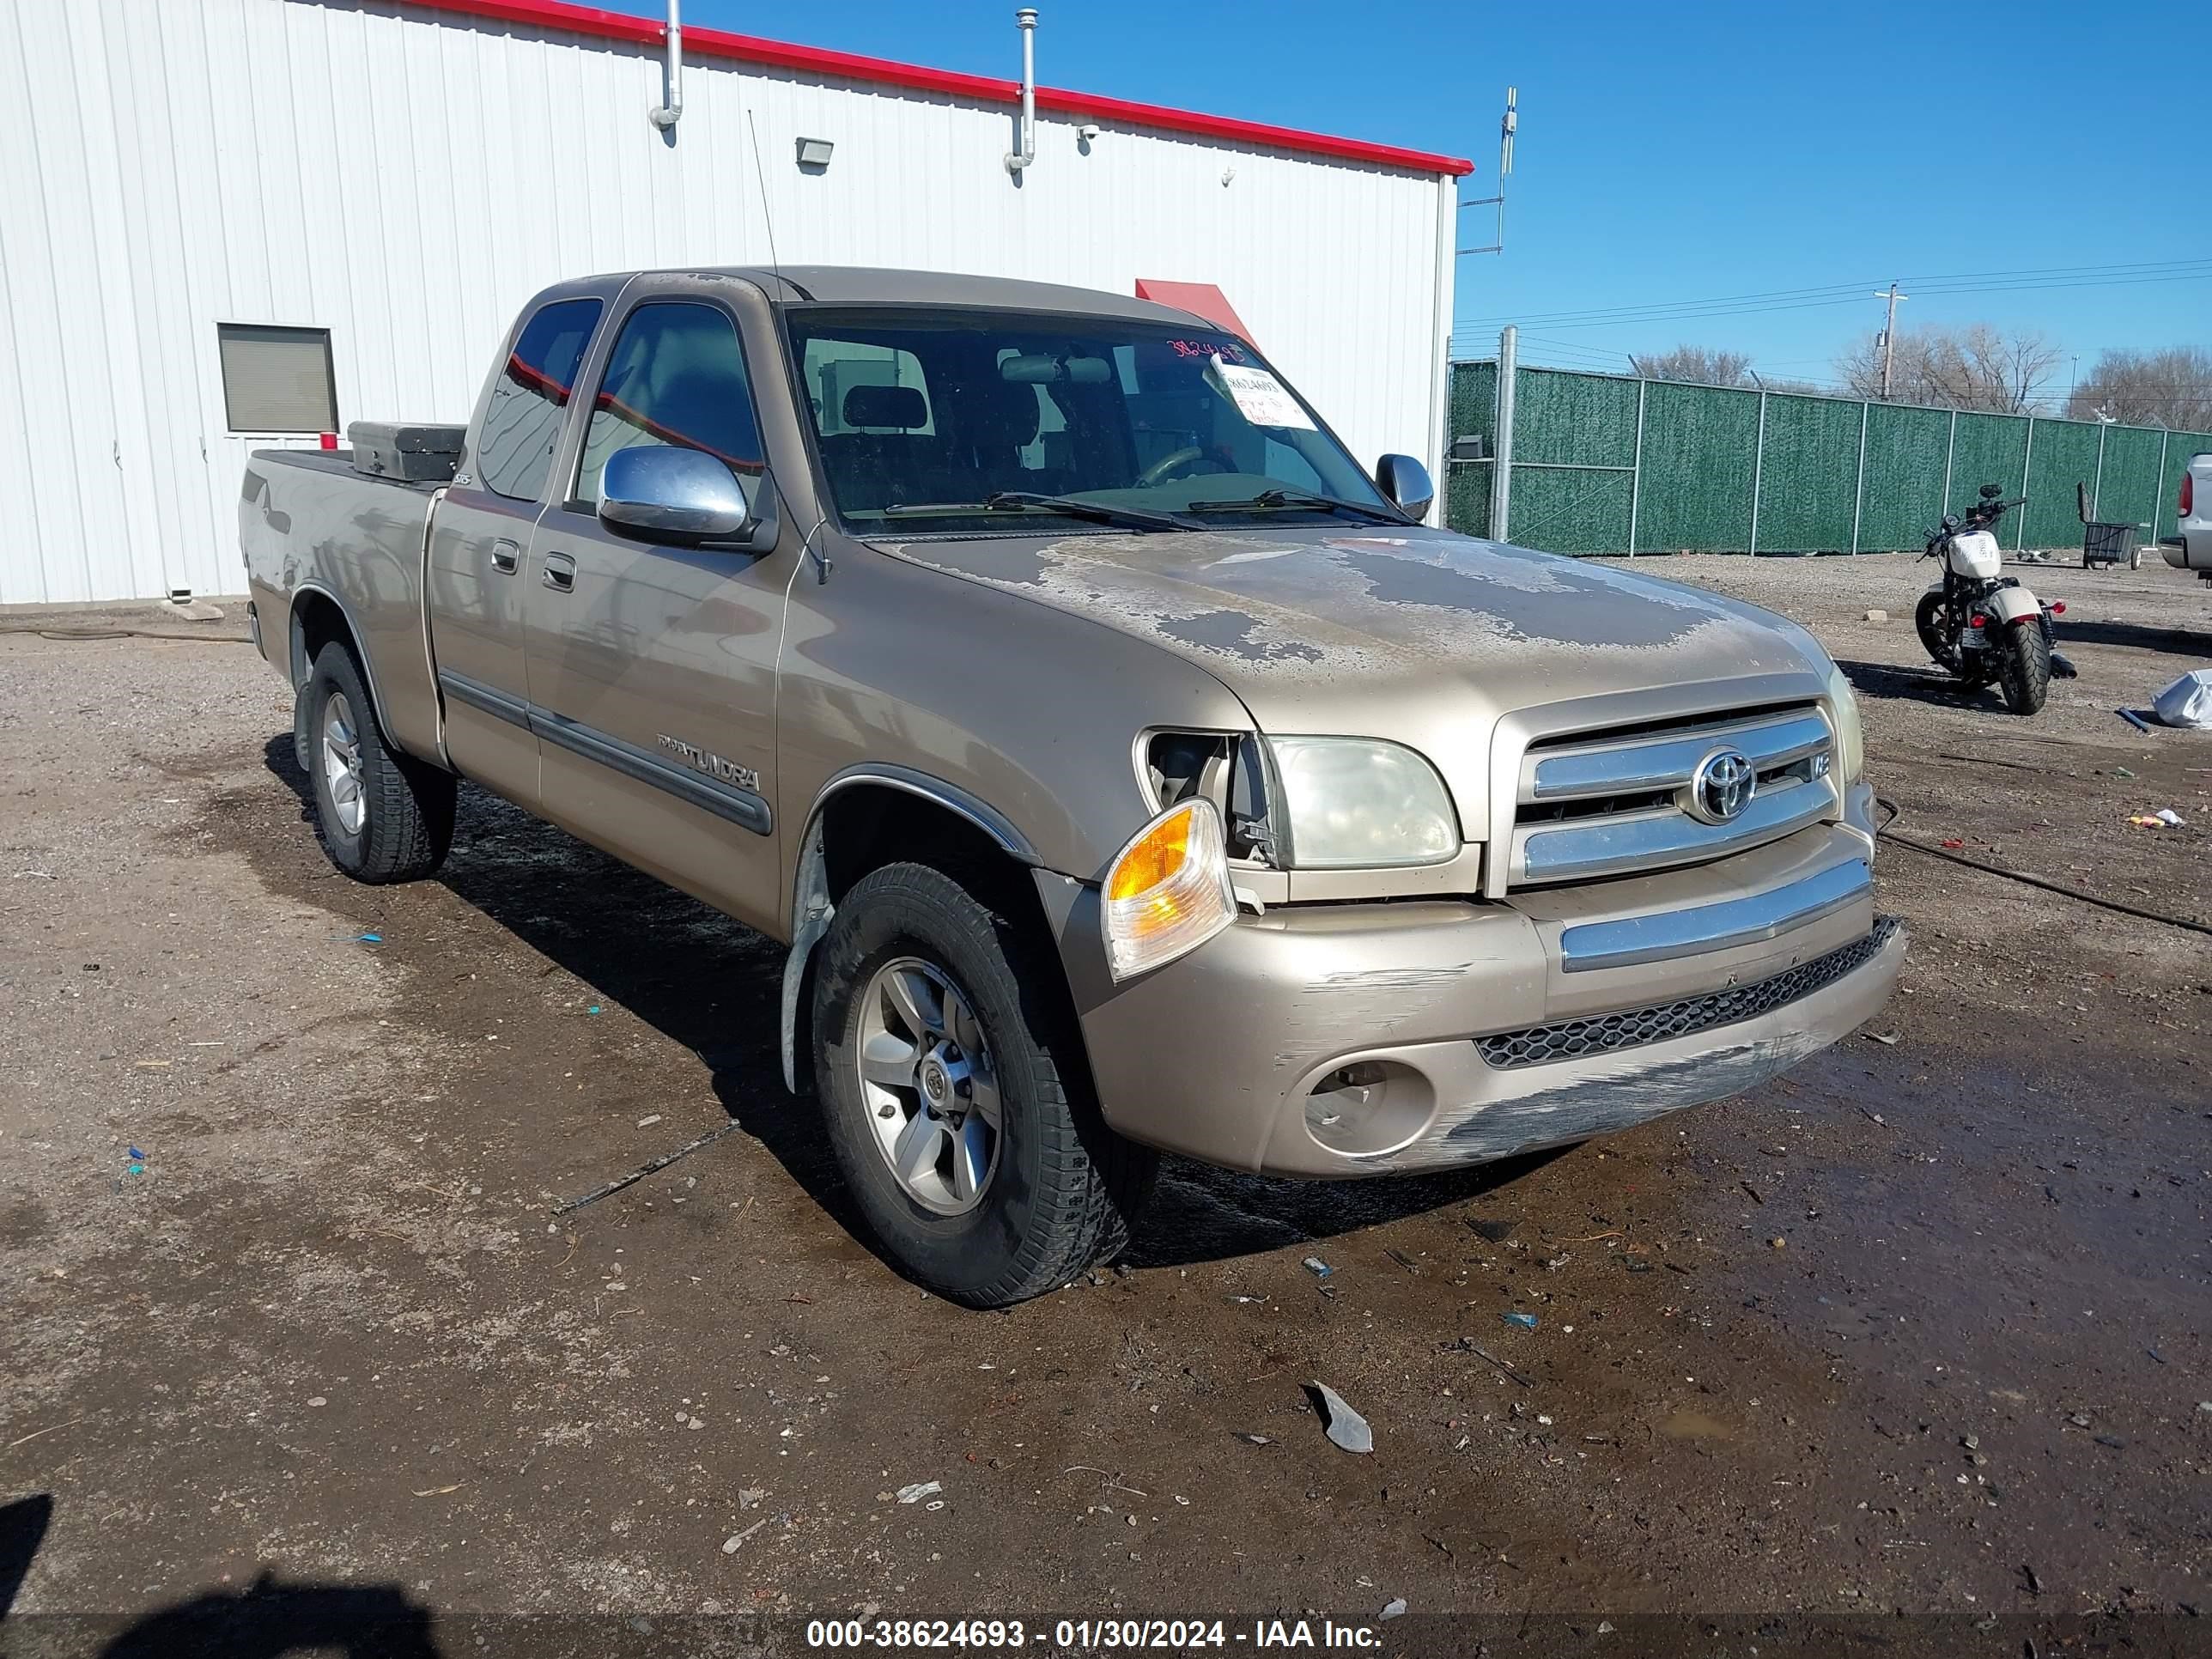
428;279;621;805
520;274;795;933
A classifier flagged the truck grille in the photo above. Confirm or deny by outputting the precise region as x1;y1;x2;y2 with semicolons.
1475;916;1899;1069
1510;703;1837;888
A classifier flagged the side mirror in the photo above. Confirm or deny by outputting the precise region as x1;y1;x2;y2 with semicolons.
599;446;775;550
1375;453;1434;522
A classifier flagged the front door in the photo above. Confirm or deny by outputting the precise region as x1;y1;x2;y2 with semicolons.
521;288;793;933
428;293;609;806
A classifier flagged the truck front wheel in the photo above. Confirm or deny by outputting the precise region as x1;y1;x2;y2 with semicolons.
812;861;1156;1309
302;643;456;884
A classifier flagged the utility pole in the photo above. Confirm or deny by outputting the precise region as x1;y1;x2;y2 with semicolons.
1872;282;1906;399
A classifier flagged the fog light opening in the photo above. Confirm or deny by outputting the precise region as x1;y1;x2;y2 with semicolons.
1304;1058;1436;1158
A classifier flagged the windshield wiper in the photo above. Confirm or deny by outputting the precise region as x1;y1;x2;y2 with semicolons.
1184;489;1407;525
881;491;1187;533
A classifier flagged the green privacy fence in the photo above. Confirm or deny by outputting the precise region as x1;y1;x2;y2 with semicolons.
1446;358;2210;556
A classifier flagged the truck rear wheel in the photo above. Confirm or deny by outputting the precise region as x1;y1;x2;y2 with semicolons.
302;643;456;883
812;861;1156;1309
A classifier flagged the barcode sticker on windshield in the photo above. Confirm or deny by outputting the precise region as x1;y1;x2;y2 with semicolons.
1213;358;1316;430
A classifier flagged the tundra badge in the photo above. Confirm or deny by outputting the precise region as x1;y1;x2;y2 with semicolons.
657;734;761;794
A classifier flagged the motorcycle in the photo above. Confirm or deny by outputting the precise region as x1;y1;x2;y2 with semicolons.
1914;483;2074;715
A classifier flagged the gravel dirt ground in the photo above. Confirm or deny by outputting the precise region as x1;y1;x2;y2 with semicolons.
3;555;2209;1658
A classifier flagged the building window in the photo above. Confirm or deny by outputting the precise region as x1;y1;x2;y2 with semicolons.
216;324;338;434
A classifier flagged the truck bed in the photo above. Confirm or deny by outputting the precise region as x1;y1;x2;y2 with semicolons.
249;447;445;492
240;445;445;763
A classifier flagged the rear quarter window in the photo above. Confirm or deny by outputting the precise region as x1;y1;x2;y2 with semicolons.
477;298;603;501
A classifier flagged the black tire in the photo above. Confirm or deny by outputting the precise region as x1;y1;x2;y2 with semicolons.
302;642;456;883
812;861;1157;1309
1997;620;2051;715
1914;590;1962;677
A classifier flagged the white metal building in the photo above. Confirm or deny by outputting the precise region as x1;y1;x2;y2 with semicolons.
0;0;1468;606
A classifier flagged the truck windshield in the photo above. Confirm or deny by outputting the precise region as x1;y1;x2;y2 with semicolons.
785;307;1402;534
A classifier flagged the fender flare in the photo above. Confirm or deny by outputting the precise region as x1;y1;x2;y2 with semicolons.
288;581;407;772
778;766;1043;1095
289;581;397;732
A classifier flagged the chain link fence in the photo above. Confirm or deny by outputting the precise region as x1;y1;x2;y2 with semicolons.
1446;356;2210;556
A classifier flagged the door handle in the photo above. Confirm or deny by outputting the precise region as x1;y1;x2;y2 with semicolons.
541;551;577;593
489;538;520;574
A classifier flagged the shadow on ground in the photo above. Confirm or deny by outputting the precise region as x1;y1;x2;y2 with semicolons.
1834;657;1997;711
257;737;1547;1275
2040;615;2211;653
1;1493;52;1620
93;1576;441;1659
6;1498;435;1659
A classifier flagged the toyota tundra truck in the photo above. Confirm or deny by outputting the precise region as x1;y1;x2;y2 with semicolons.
239;266;1904;1308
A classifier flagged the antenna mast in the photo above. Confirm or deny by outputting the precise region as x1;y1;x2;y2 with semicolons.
1458;88;1516;255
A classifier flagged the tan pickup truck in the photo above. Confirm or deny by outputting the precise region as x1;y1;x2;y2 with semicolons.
240;266;1903;1308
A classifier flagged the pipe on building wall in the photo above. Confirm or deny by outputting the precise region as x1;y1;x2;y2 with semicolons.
1004;9;1037;173
647;0;684;130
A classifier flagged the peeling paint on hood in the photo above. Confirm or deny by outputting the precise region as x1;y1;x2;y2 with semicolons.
872;523;1833;834
878;522;1821;681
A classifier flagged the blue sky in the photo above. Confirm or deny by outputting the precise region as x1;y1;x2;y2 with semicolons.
680;0;2206;393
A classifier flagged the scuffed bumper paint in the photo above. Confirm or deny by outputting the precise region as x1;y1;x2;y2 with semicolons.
1361;920;1905;1172
1043;834;1905;1178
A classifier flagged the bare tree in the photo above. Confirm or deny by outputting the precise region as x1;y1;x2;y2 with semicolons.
1835;324;2062;413
2068;347;2212;428
1632;345;1754;387
1840;323;2061;413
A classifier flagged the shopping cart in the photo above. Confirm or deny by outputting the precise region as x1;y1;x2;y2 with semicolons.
2077;482;2144;569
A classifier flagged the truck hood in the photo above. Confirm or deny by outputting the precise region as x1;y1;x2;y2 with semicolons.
878;523;1835;837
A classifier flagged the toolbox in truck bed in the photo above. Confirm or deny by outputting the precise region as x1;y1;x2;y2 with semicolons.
347;422;465;483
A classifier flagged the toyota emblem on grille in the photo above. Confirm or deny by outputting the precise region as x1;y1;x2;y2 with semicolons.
1688;747;1756;824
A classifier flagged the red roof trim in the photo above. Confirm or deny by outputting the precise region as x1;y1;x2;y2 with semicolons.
388;0;1474;177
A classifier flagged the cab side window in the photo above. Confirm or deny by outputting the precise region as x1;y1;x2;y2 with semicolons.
478;298;602;501
575;302;763;507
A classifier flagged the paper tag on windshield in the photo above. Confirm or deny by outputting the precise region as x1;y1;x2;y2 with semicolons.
1212;356;1316;430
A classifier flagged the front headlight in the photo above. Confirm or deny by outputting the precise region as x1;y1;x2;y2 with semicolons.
1102;798;1237;981
1268;736;1460;868
1824;663;1865;781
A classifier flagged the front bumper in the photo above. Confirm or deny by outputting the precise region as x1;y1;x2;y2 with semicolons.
1042;819;1905;1177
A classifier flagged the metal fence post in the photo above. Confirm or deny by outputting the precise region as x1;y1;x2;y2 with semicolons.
1490;325;1516;542
1626;374;1646;556
2092;421;2106;520
1942;410;1957;515
2017;418;2035;550
1747;389;1766;555
2155;428;2169;532
1850;401;1869;554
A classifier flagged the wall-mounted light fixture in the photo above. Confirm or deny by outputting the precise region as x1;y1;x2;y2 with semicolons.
795;136;834;170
